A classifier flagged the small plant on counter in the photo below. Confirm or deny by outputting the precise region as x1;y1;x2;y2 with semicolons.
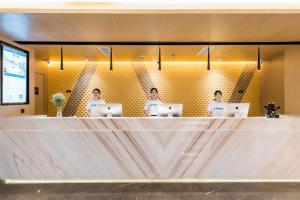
50;92;65;117
264;102;280;118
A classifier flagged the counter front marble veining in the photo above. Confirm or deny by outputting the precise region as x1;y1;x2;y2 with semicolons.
0;117;300;181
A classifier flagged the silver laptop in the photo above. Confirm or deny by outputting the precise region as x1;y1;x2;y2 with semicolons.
92;104;122;117
223;103;250;118
157;104;183;117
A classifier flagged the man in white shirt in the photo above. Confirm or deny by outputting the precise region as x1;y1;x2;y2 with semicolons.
86;88;106;116
144;88;162;117
208;90;225;117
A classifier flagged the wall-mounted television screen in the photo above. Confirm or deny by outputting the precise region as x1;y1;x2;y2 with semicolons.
1;43;29;105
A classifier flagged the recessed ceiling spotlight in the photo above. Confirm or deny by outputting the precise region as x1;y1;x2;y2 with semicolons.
96;46;111;56
42;58;50;64
84;55;89;62
197;46;215;56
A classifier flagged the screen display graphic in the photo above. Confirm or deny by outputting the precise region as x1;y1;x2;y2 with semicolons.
2;44;29;104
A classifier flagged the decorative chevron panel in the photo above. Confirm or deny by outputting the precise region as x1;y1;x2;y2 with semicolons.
47;61;261;117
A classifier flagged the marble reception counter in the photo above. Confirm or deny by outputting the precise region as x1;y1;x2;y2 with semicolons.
0;116;300;181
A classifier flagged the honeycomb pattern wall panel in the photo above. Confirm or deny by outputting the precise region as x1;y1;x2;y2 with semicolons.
47;61;261;117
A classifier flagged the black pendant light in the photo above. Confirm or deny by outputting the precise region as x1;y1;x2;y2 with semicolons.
158;46;161;71
207;45;211;70
110;46;113;71
257;45;261;71
60;46;64;70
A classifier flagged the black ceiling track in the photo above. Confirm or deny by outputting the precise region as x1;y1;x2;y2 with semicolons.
14;41;300;46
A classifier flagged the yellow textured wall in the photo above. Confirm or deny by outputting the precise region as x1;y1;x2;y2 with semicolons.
261;55;284;113
47;61;261;117
284;46;300;115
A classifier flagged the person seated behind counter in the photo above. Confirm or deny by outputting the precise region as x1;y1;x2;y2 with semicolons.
208;90;225;117
144;88;162;117
86;88;106;116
